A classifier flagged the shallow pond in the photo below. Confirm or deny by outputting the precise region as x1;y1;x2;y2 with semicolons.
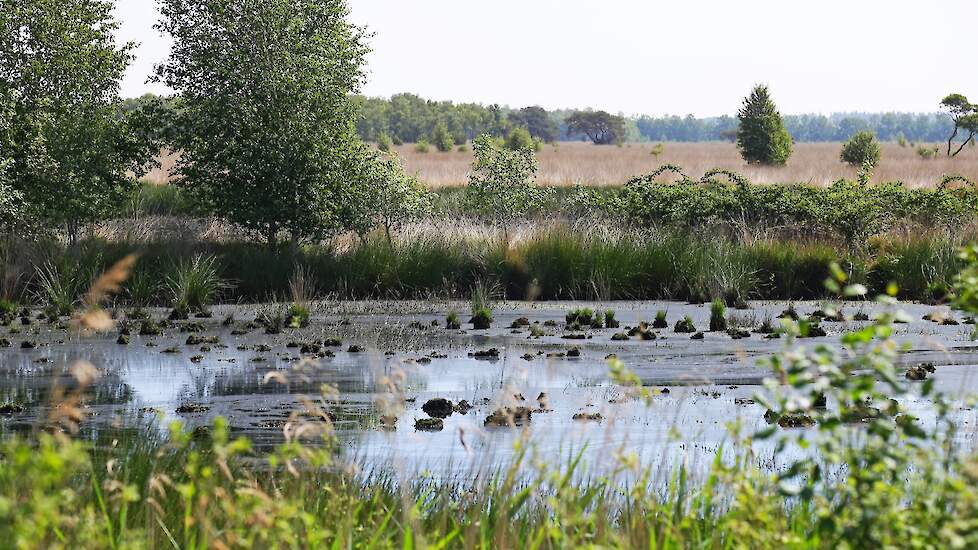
2;300;978;479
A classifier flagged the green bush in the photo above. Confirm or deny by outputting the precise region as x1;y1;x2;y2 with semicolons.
431;121;454;152
414;139;430;153
840;130;881;168
709;299;727;331
505;127;539;152
376;133;392;152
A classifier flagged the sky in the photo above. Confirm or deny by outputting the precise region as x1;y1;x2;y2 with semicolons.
114;0;978;117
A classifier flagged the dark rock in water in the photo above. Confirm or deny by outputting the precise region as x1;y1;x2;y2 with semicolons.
802;324;827;338
161;346;181;354
905;363;935;381
674;318;696;333
286;341;299;348
455;400;473;414
300;342;321;354
690;332;704;340
175;403;210;414
139;320;162;336
255;344;272;352
734;398;755;406
0;402;25;414
726;328;750;339
543;320;558;327
469;348;500;359
186;334;219;346
561;333;586;340
546;352;566;358
180;322;205;333
778;307;799;320
414;418;443;432
230;329;249;336
520;353;535;361
660;387;670;394
20;340;36;349
611;332;629;341
627;322;656;340
0;338;10;348
814;393;827;408
484;407;532;427
572;412;603;422
116;334;130;345
168;307;189;321
190;355;204;363
422;398;454;418
323;337;342;347
509;317;530;328
853;312;870;321
347;344;365;353
194;310;213;319
566;347;581;357
20;316;31;326
765;409;815;428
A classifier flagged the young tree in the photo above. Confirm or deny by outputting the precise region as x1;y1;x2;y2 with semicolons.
736;85;793;165
505;127;537;151
430;121;455;152
0;0;155;241
940;94;978;157
840;130;881;168
364;154;432;245
566;111;626;145
465;134;549;228
155;0;369;245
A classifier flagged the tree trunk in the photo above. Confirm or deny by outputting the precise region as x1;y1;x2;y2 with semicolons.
952;132;975;157
947;126;959;156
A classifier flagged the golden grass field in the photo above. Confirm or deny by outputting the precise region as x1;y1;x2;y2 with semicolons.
147;141;978;188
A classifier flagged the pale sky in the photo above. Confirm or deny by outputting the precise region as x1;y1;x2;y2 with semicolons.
114;0;978;117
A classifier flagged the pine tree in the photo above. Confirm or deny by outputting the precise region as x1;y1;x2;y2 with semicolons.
736;85;793;165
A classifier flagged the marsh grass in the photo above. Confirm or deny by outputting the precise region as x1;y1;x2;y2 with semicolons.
165;254;225;313
2;223;973;306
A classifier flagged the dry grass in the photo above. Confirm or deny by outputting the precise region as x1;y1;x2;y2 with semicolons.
149;142;978;188
396;141;978;188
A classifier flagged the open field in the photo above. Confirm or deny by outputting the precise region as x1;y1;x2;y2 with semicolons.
391;141;978;188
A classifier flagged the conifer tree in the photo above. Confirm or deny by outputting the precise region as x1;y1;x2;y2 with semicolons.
736;85;793;165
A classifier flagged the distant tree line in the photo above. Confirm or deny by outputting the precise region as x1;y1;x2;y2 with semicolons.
351;93;955;144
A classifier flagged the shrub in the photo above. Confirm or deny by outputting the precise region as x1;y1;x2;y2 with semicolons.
415;139;430;154
466;134;550;225
377;133;392;152
916;144;938;159
840;130;881;168
431;122;454;152
286;303;310;328
505;127;539;152
604;309;619;329
709;299;727;331
736;85;792;165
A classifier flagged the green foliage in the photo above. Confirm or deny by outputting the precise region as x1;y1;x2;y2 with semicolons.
566;110;626;145
1;0;156;240
840;130;882;168
565;307;594;328
445;310;460;329
33;259;94;316
165;254;224;313
507;106;558;142
466;134;550;223
940;93;978;156
430;121;455;152
376;133;392;152
414;139;430;153
349;153;432;243
155;0;369;244
469;306;493;329
709;299;727;331
504;127;540;152
916;144;939;159
286;303;310;328
126;182;194;218
736;85;793;165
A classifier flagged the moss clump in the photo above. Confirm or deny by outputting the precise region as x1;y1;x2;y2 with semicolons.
470;307;492;330
445;311;461;330
652;310;668;329
674;315;696;333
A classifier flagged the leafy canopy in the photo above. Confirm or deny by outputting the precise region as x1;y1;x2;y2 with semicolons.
736;85;793;165
840;130;881;168
566;111;626;145
0;0;155;239
154;0;369;244
466;134;550;223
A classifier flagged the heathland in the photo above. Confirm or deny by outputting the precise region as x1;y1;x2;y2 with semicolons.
7;0;978;548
